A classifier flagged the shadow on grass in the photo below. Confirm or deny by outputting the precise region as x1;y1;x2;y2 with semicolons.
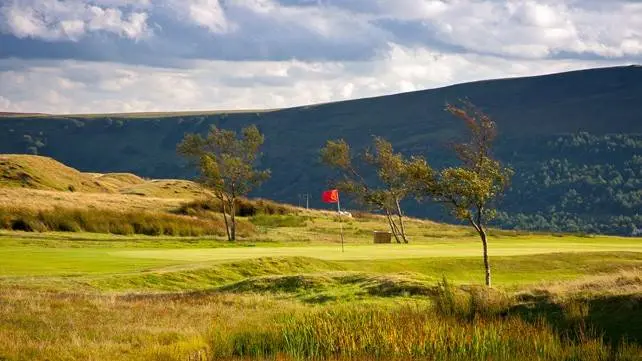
512;292;642;347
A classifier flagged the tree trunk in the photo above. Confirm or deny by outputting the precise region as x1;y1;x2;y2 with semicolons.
221;200;231;241
479;228;491;287
395;198;408;244
230;198;236;241
385;209;401;243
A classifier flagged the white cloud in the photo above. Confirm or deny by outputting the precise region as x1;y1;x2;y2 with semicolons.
0;45;621;114
0;0;640;114
0;0;151;41
168;0;233;33
323;0;642;59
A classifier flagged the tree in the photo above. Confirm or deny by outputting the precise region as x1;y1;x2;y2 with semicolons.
321;136;417;243
410;102;512;287
178;125;270;241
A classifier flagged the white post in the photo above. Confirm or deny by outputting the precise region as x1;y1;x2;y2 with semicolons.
337;196;344;253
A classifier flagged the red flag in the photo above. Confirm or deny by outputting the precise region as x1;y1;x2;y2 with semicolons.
322;189;339;203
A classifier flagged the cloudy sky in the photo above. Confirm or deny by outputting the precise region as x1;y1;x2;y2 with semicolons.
0;0;641;114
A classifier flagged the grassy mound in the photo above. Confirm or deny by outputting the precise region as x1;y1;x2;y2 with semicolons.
0;154;109;192
94;173;145;191
120;179;209;198
88;257;345;292
0;154;209;199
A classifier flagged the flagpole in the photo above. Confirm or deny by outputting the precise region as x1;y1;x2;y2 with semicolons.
337;196;344;253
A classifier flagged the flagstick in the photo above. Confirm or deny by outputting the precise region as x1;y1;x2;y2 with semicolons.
337;197;345;253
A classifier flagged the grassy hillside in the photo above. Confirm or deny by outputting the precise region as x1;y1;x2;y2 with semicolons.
0;154;112;192
1;66;641;235
0;154;210;199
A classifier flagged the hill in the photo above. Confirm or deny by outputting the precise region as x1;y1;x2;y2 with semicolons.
0;154;209;199
0;66;641;235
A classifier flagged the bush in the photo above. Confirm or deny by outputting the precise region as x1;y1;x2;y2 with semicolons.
176;197;296;218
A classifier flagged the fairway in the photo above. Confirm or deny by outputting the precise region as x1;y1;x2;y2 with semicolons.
115;238;642;263
2;234;641;277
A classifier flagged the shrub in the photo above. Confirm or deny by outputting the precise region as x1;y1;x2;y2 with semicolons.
176;197;296;218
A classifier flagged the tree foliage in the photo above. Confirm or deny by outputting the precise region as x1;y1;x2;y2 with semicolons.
410;102;513;286
177;125;270;241
320;137;419;243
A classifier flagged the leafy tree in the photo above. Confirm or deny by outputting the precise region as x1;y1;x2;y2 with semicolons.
321;136;417;243
410;102;512;287
178;125;270;241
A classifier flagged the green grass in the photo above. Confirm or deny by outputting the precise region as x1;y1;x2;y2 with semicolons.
0;246;179;276
1;233;641;277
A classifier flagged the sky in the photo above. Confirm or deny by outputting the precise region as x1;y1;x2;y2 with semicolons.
0;0;641;114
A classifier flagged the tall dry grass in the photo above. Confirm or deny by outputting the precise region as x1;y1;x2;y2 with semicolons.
0;187;185;212
1;280;641;360
0;206;255;237
176;198;297;218
208;281;642;360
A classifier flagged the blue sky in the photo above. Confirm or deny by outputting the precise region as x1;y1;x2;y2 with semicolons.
1;0;641;113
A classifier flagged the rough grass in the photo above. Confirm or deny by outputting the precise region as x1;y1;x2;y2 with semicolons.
2;281;641;361
176;198;297;218
249;215;310;228
213;303;641;361
0;187;187;212
120;179;211;198
0;206;257;237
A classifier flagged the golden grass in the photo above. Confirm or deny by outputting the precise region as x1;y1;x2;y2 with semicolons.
94;173;145;191
2;280;640;361
0;154;109;192
120;179;211;198
0;154;210;199
0;288;295;361
0;187;185;212
521;269;642;300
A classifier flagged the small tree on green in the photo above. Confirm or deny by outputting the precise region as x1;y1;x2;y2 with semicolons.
177;125;270;241
410;102;512;286
321;136;416;243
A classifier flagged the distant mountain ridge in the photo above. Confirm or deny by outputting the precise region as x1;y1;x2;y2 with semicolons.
1;65;641;235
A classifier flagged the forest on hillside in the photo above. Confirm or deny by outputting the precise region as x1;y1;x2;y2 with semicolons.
494;133;642;236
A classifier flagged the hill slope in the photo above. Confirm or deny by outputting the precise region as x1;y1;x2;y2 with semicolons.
0;154;209;199
1;66;641;235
